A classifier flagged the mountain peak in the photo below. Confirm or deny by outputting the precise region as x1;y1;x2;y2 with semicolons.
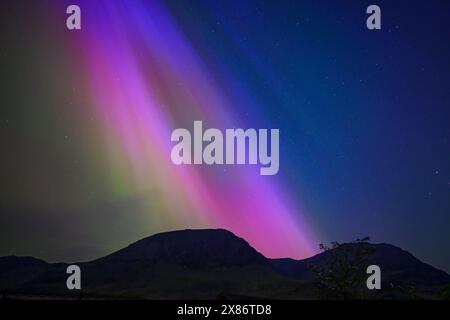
95;228;268;268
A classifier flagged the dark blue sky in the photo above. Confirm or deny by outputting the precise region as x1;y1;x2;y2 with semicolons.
167;0;450;270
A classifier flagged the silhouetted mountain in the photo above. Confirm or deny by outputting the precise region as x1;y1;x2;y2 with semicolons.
0;256;49;290
271;243;450;298
94;229;268;268
1;229;449;299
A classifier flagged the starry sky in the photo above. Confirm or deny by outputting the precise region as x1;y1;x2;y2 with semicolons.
1;0;450;272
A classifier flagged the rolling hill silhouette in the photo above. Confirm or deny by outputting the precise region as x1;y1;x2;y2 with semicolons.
1;229;449;299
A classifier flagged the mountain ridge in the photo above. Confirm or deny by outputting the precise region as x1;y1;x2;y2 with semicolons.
1;229;449;299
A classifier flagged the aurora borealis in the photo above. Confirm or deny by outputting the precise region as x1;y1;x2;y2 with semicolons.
1;0;450;272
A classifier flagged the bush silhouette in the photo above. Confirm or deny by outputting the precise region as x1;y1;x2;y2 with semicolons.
308;237;377;299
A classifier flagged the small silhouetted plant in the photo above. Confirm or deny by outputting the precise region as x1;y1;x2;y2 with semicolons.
390;282;422;300
308;237;377;299
439;284;450;300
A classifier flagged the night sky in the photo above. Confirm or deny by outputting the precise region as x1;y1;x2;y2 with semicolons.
1;0;450;272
